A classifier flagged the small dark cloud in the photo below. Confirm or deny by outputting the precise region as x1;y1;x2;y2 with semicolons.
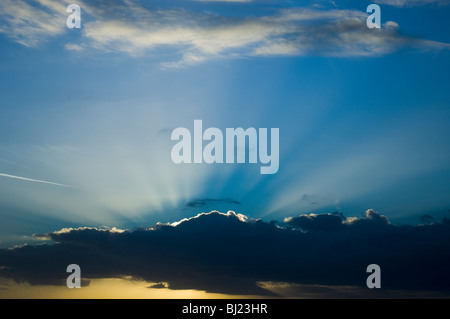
185;198;241;209
148;282;168;289
1;210;450;296
301;194;315;201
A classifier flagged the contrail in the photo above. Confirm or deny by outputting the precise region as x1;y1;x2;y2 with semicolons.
0;172;71;188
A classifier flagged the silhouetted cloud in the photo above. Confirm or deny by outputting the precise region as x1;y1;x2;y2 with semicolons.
1;210;450;296
284;212;345;232
148;282;168;289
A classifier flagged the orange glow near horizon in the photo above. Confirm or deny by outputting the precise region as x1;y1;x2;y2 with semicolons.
0;277;265;299
1;278;449;299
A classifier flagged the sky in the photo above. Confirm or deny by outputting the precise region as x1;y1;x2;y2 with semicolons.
0;0;449;298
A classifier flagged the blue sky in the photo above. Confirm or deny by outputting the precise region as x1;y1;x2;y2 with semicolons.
0;0;449;248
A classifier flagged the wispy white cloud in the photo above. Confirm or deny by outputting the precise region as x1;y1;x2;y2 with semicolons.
64;42;84;52
0;0;68;46
375;0;450;7
0;0;448;65
78;4;449;67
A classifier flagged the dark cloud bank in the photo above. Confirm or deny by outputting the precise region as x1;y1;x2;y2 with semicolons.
1;210;450;297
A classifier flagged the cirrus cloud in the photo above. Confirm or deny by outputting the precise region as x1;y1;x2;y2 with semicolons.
375;0;450;7
0;0;448;67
